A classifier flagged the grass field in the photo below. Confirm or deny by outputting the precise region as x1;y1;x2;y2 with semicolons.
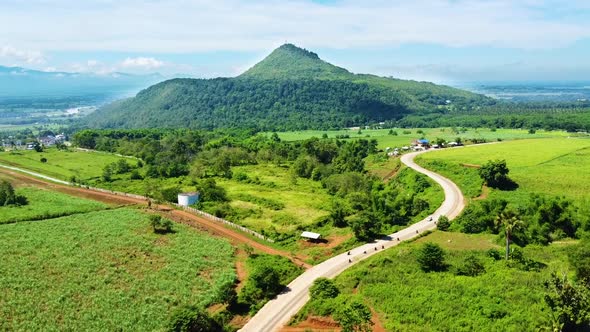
265;128;570;149
0;147;136;182
0;186;108;224
0;208;236;331
416;137;590;203
333;231;573;331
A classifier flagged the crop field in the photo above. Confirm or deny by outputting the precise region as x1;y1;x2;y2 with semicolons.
416;137;590;202
334;231;573;331
0;208;236;331
0;185;107;224
265;128;569;149
0;147;136;182
219;164;331;233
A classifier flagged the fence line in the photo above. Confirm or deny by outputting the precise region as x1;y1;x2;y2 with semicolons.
78;184;274;243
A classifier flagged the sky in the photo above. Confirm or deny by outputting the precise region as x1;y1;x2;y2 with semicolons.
1;0;590;83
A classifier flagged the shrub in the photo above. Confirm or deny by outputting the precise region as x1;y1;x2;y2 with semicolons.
0;180;27;206
417;242;447;272
487;249;503;260
456;254;486;276
437;215;451;231
149;215;173;234
310;278;340;300
167;305;222;332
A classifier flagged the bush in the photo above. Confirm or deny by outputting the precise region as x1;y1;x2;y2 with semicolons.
417;242;447;272
167;305;222;332
129;169;143;180
310;278;340;300
456;254;486;276
437;215;451;231
0;180;27;206
149;215;173;234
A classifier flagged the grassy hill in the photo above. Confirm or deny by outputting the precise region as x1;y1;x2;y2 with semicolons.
84;44;493;131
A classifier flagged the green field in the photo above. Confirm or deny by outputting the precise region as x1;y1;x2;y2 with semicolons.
416;137;590;203
0;208;236;331
332;231;573;331
0;186;108;224
266;128;569;149
0;147;136;182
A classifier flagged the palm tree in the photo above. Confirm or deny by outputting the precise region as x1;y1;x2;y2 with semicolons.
495;209;523;260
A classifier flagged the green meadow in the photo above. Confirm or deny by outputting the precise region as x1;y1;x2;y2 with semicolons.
416;137;590;203
333;231;574;331
0;208;236;331
266;128;570;149
0;186;108;224
0;147;136;182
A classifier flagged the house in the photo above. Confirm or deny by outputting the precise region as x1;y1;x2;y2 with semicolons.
301;231;322;241
178;192;200;206
39;135;56;146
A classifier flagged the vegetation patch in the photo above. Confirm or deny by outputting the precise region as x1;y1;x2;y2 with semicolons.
328;232;577;331
0;186;107;224
0;208;235;331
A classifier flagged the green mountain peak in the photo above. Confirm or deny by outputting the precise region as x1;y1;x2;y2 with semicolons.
240;43;351;79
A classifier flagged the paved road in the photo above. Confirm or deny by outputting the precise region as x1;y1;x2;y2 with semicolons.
240;150;465;332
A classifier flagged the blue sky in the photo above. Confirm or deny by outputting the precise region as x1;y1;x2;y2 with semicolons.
1;0;590;83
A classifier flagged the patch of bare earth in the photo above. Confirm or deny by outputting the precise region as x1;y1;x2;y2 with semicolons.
281;316;341;332
474;185;489;201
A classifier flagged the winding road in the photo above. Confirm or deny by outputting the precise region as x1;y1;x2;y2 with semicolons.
240;149;465;332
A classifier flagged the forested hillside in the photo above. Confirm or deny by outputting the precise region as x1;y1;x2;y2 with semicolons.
84;44;493;130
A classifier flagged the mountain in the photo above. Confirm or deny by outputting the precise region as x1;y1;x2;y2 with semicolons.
0;66;164;98
84;44;494;130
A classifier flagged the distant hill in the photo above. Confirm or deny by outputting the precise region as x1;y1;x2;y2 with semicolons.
85;44;494;130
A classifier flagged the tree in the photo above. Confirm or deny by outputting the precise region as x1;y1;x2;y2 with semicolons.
478;159;511;189
437;215;451;231
349;212;381;241
0;180;27;206
32;141;43;152
149;215;173;234
495;209;523;260
310;278;340;300
544;273;590;332
102;164;113;182
167;305;222;332
334;300;373;332
239;265;282;306
570;240;590;287
417;242;447;272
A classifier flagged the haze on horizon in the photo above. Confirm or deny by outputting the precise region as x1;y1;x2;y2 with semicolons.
2;0;590;84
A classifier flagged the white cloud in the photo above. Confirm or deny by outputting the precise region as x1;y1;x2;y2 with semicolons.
121;57;164;70
0;45;46;64
0;1;589;53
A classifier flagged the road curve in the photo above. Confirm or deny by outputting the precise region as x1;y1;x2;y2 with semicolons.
240;150;465;332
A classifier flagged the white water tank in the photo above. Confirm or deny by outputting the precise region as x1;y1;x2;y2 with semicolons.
178;192;199;207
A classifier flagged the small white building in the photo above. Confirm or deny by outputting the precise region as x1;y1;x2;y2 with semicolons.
178;192;199;207
301;231;322;241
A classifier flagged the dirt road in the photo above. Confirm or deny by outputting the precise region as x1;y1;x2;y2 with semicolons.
0;165;309;268
239;150;465;332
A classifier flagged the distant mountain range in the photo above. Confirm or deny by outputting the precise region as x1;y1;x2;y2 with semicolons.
0;65;164;99
84;44;495;130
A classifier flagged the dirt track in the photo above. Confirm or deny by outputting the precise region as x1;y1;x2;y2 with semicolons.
0;167;309;268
